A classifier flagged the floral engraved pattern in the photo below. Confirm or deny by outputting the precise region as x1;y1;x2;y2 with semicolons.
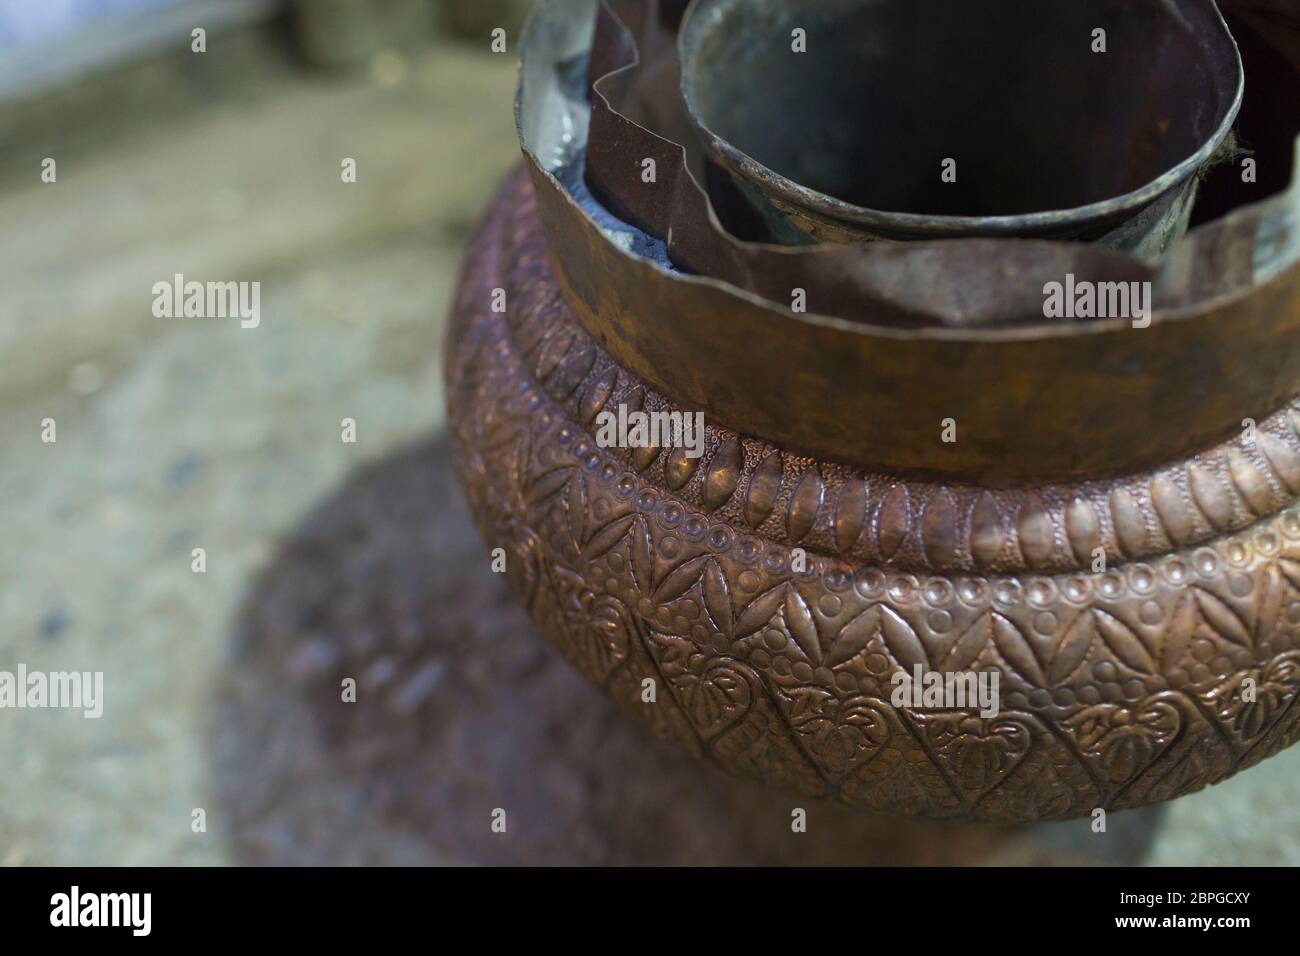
445;171;1300;821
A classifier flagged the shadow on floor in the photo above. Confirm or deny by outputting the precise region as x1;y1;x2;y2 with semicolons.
211;435;1164;865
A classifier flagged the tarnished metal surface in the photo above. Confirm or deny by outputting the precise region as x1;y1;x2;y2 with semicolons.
585;0;1159;329
443;0;1300;822
520;0;1300;481
679;0;1243;252
586;1;1294;325
446;170;1300;821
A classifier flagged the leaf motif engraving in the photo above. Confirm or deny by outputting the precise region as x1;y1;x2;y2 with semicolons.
581;513;636;560
703;437;743;511
629;515;654;592
736;583;788;638
787;467;825;543
876;484;910;559
744;451;784;528
879;606;927;671
1016;495;1055;569
1109;489;1147;557
1258;432;1300;493
969;492;1004;568
579;365;618;424
1151;475;1193;545
783;586;822;663
1093;608;1156;673
703;560;733;634
1193;588;1252;648
582;512;654;591
1188;465;1233;530
653;555;711;603
826;609;875;669
1065;496;1101;566
1254;567;1283;644
1049;611;1093;683
546;345;595;400
990;613;1046;684
922;491;959;569
936;614;989;673
664;446;700;491
1160;594;1195;670
524;466;574;505
691;662;753;739
1227;449;1272;516
565;470;587;548
834;478;867;554
825;606;926;672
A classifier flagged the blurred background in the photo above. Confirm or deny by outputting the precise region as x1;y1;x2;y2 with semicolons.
1;0;1298;865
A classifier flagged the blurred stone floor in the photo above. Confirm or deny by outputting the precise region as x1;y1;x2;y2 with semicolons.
2;27;1300;866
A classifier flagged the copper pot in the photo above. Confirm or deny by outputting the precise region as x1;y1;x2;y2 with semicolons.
446;0;1300;822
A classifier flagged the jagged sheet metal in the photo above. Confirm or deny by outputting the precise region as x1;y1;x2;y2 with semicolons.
586;0;1298;326
586;0;1152;329
674;0;1241;251
514;0;1300;480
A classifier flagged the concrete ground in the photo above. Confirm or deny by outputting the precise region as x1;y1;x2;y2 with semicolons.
2;25;1299;865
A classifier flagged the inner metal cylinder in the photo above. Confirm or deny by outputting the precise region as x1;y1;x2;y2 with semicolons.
680;0;1244;251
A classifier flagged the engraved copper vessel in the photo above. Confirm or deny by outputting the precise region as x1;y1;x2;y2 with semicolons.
446;0;1300;822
